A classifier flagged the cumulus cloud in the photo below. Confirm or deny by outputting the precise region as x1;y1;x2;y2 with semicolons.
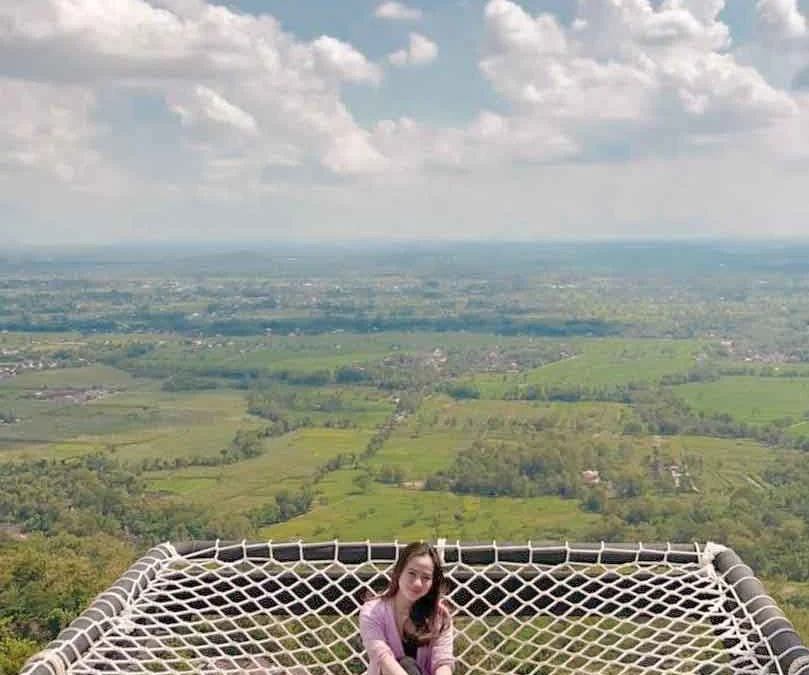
756;0;807;42
480;0;797;154
311;36;382;84
0;78;110;187
368;110;576;177
171;86;258;134
322;132;387;175
388;33;438;67
751;0;809;91
0;0;383;188
375;2;423;21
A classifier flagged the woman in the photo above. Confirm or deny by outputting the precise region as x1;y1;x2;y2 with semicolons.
359;542;455;675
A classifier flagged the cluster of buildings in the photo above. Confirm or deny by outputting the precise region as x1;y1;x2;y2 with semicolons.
0;351;60;380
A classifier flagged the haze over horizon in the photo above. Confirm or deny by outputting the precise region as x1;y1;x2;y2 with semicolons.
3;0;809;244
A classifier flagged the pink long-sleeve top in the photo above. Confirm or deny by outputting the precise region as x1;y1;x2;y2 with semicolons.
359;597;455;675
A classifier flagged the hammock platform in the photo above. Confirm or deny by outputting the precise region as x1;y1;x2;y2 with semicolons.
20;540;809;675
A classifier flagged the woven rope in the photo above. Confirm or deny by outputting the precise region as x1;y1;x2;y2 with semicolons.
20;541;792;675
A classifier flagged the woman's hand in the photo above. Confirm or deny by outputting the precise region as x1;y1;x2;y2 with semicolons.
379;653;419;675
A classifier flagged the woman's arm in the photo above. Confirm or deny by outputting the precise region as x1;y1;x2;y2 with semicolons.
429;606;455;674
359;603;412;675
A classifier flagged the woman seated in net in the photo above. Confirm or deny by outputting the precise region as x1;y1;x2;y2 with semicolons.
359;542;455;675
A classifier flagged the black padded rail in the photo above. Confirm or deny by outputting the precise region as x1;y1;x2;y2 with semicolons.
714;548;809;675
172;540;702;566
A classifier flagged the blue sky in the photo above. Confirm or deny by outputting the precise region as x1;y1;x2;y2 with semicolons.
3;0;809;244
215;0;767;124
216;0;509;125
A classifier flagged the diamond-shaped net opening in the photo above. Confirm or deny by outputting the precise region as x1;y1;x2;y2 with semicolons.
20;541;809;675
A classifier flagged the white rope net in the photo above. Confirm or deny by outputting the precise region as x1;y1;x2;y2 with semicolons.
20;541;809;675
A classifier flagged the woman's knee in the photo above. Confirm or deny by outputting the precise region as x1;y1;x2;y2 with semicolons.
398;656;423;675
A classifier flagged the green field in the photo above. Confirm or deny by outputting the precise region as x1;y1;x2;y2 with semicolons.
0;385;260;459
419;395;639;432
148;428;373;511
134;344;396;376
0;364;139;390
641;435;790;491
116;331;535;378
246;384;395;426
675;376;809;425
473;339;705;398
365;429;476;479
264;471;600;541
0;335;796;554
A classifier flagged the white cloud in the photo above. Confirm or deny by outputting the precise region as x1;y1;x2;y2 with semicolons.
484;0;566;55
311;36;382;84
375;2;423;21
0;78;110;187
371;112;576;173
756;0;807;43
387;32;438;67
751;0;809;92
0;0;382;190
407;33;438;65
322;132;388;175
388;50;409;67
171;85;258;134
0;0;381;87
480;0;797;153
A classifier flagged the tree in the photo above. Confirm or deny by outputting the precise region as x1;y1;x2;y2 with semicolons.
377;465;405;485
581;487;608;513
0;618;39;675
352;472;373;494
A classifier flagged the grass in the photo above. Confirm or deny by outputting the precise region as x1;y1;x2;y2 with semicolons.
472;339;706;398
264;474;600;541
146;428;373;511
149;476;219;495
674;376;809;425
419;395;640;433
0;364;158;452
0;365;139;390
768;579;809;642
259;331;545;352
0;388;259;459
0;400;173;450
119;335;411;377
0;418;258;462
109;421;262;463
364;397;638;481
365;429;477;479
638;435;789;492
111;331;610;380
94;388;250;411
247;384;396;427
0;331;103;352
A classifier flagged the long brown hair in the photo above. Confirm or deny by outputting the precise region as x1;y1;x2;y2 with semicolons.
381;542;449;645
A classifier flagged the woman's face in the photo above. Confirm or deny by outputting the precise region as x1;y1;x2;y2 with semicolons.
398;553;435;604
